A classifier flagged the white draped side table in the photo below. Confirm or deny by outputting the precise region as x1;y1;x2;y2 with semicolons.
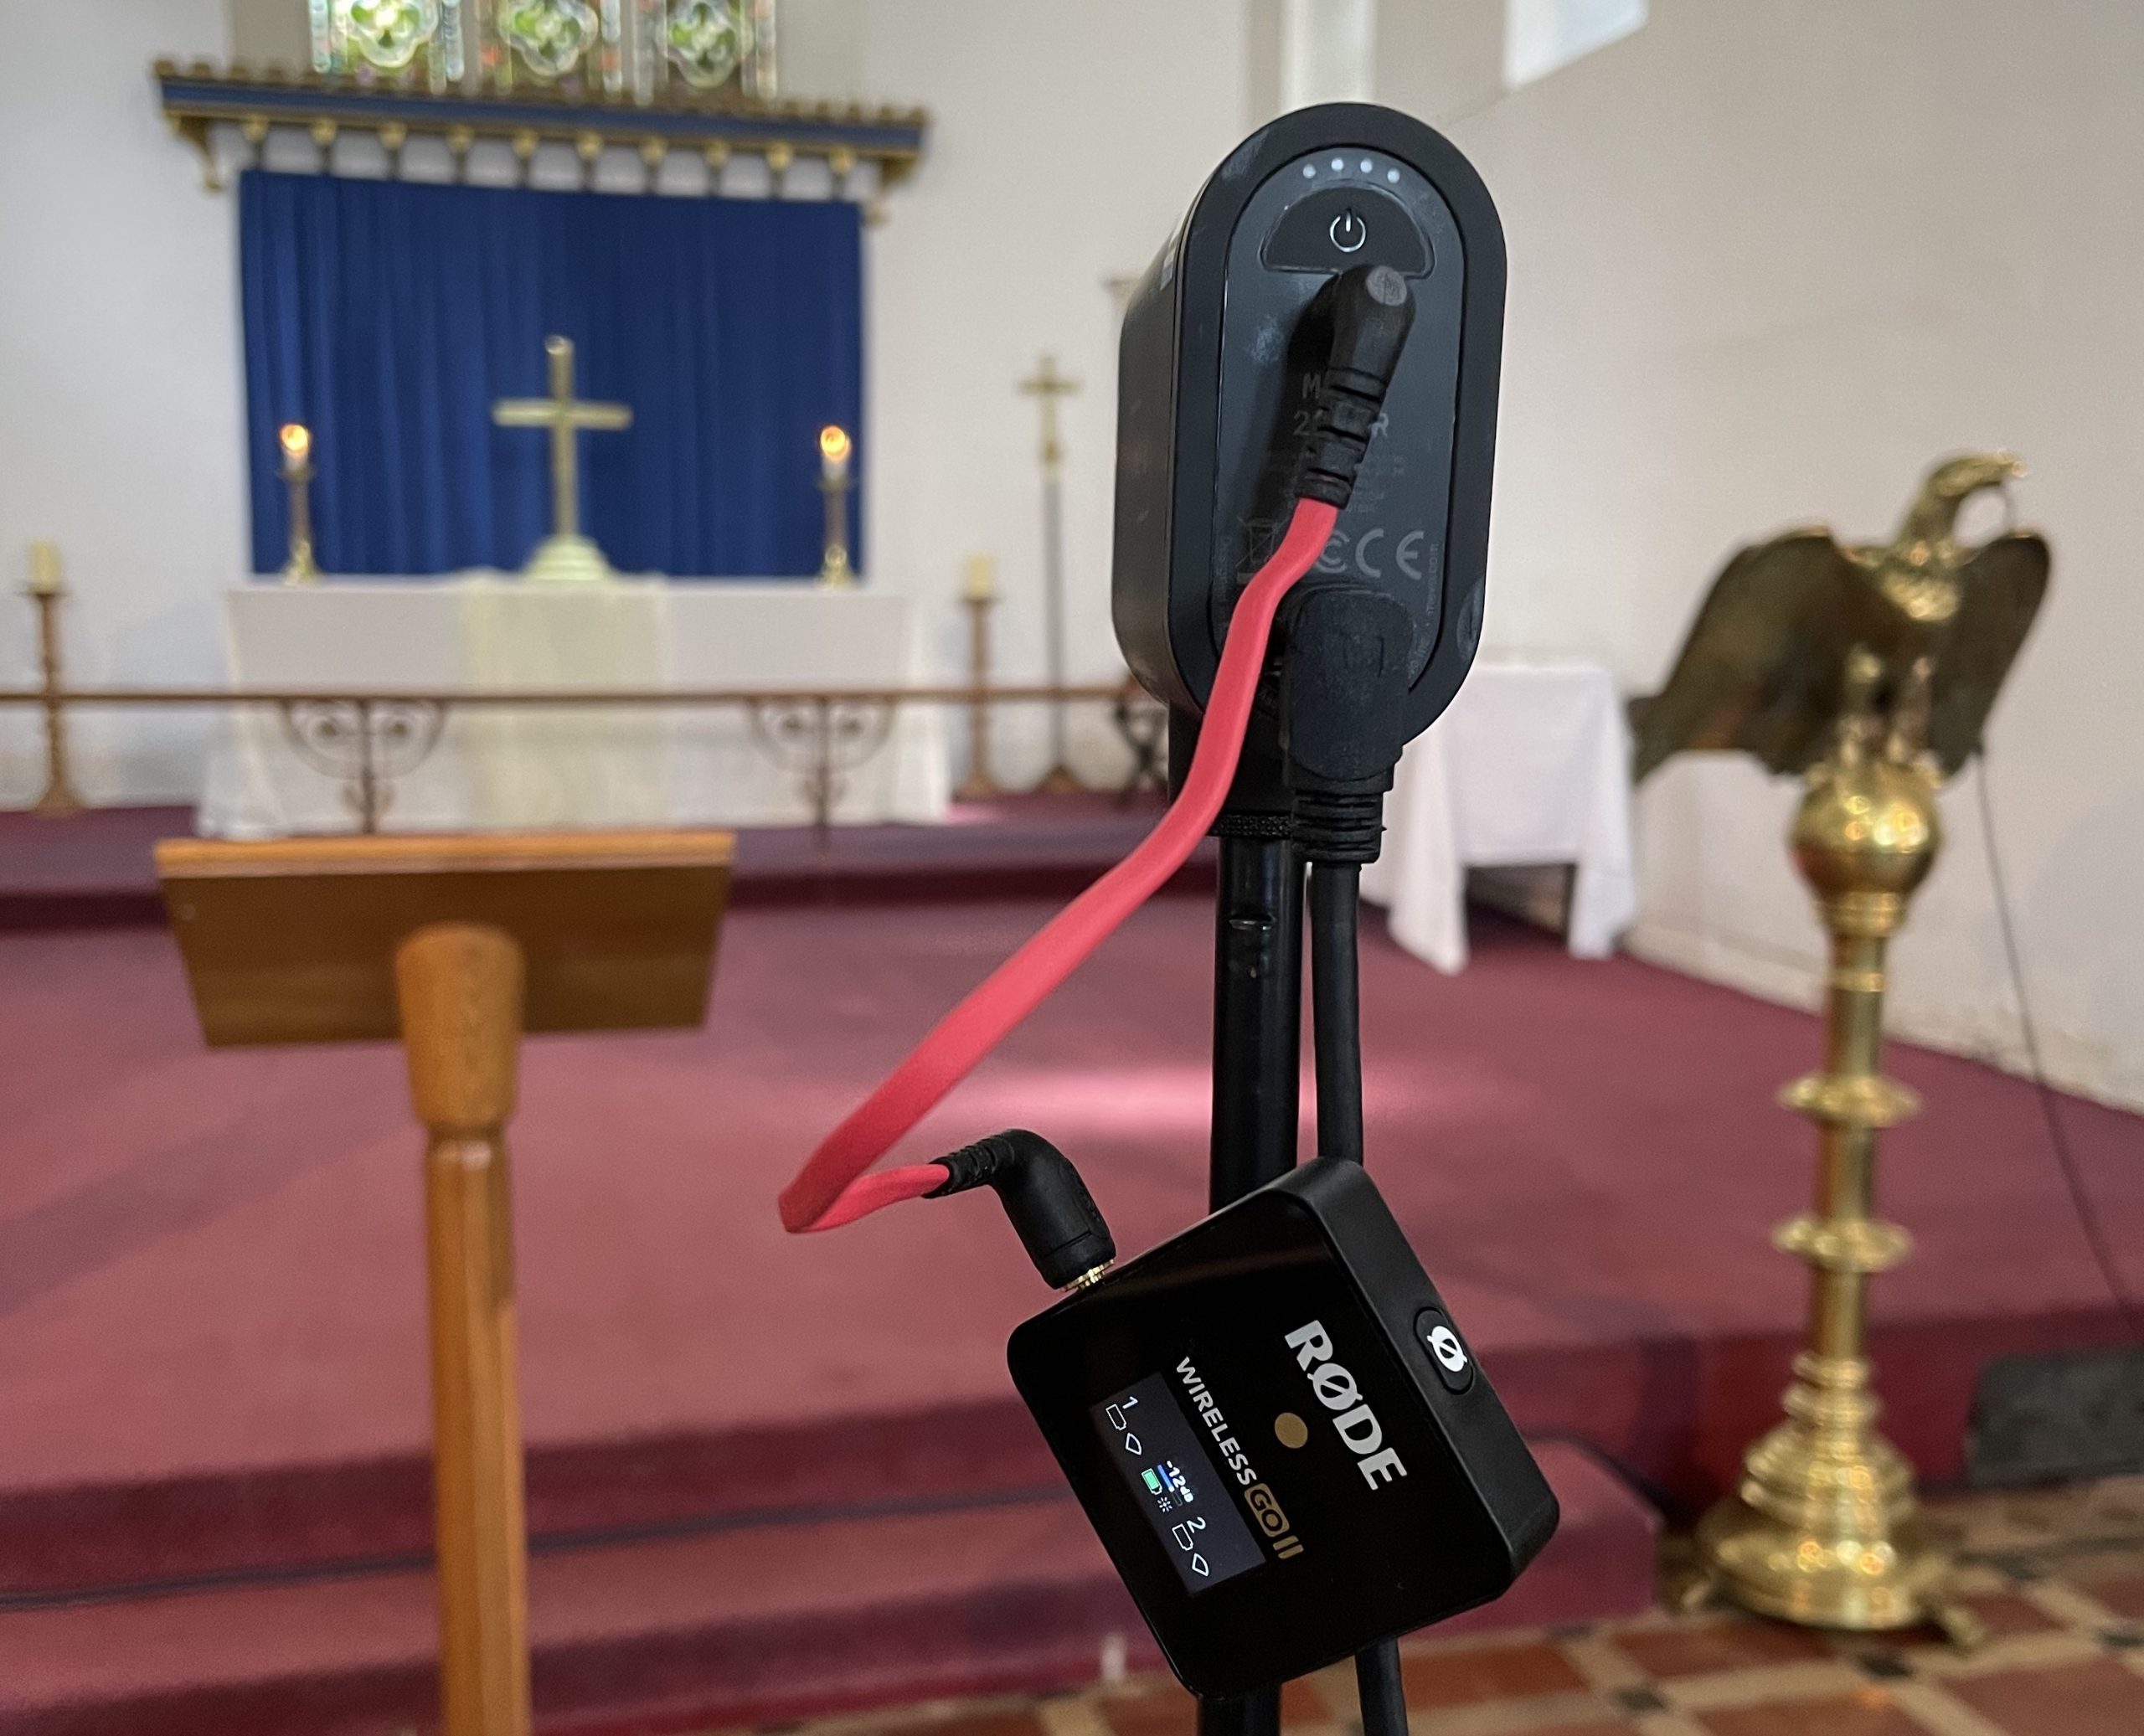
1361;662;1637;972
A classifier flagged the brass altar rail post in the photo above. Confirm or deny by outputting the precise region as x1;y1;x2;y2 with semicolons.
354;700;382;833
1111;678;1168;805
807;695;835;837
397;922;534;1736
26;543;83;816
276;696;449;834
1696;653;1965;1638
957;554;1001;801
742;692;895;845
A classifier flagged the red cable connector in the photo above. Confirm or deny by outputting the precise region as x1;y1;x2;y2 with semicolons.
779;496;1341;1234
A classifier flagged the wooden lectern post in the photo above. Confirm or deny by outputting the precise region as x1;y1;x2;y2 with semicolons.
399;924;532;1736
157;832;733;1736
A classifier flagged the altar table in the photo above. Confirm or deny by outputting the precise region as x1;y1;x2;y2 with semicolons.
1361;662;1637;973
198;580;951;837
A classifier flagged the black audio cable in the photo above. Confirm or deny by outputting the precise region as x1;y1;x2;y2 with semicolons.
1310;861;1365;1167
1290;577;1414;1736
1354;1634;1408;1736
1308;855;1408;1736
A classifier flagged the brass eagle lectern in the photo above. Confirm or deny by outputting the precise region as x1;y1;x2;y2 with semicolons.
1633;453;2049;1636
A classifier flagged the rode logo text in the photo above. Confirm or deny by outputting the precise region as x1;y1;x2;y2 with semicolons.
1285;1321;1408;1490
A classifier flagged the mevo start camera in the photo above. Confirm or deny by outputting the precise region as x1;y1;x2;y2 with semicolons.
1010;1162;1555;1697
1007;105;1545;1699
1113;103;1506;766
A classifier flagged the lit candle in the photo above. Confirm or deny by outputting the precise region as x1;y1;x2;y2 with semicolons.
964;553;997;603
819;424;851;482
279;422;312;471
27;540;62;596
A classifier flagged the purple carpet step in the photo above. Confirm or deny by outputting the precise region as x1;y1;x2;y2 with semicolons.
0;1443;1657;1736
6;1303;2116;1598
0;797;1207;931
0;1400;1065;1598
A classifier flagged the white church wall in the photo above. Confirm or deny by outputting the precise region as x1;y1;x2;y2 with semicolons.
817;0;1252;790
1390;0;2144;1107
0;0;243;806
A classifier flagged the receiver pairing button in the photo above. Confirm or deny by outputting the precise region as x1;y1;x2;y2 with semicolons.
1414;1307;1475;1393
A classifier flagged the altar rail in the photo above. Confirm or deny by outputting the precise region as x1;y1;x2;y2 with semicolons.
0;683;1167;837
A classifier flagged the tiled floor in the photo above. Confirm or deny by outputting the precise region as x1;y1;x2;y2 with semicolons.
723;1478;2144;1736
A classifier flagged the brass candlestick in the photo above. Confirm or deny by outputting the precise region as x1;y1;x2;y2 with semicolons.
956;554;1001;801
278;422;320;583
1696;652;1962;1636
817;425;855;589
27;541;83;816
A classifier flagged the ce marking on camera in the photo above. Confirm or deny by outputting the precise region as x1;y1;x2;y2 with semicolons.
1316;526;1431;582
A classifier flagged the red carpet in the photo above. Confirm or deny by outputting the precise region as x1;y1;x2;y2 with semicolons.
0;875;2137;1730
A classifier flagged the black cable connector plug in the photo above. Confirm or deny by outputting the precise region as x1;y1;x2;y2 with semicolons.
927;1129;1116;1290
1292;262;1417;513
1280;580;1415;863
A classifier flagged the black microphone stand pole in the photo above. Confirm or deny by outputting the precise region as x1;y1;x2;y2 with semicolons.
1193;723;1302;1736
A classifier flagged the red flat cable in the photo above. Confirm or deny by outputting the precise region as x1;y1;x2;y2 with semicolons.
780;497;1339;1234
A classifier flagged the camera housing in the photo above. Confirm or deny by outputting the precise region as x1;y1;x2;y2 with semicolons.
1008;1160;1555;1698
1112;103;1506;747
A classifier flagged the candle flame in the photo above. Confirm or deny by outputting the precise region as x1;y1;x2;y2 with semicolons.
819;425;851;462
279;423;312;462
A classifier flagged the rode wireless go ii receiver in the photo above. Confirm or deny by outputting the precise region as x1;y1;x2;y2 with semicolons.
778;105;1550;1706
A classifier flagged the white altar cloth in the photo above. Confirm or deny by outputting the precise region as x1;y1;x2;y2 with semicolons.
1360;662;1636;973
198;579;950;837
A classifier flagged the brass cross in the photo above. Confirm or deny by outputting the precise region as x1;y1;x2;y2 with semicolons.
1018;353;1081;472
492;336;632;541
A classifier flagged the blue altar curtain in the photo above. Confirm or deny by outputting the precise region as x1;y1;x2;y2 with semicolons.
239;170;863;577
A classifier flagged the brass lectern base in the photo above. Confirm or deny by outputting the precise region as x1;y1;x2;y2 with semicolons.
1696;1488;1947;1633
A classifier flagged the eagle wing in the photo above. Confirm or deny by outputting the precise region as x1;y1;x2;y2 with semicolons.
1926;531;2050;775
1630;529;1882;780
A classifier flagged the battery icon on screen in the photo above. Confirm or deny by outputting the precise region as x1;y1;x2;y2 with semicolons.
1142;1467;1164;1494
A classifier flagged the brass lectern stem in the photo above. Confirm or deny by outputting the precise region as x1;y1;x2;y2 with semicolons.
1697;676;1955;1634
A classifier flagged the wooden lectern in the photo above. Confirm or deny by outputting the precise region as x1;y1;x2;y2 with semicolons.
156;830;734;1736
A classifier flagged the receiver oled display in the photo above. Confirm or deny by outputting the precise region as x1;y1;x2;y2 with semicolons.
1091;1373;1267;1593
